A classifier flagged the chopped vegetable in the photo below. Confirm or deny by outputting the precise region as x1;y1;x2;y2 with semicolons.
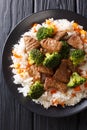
74;86;81;91
12;50;22;58
70;49;85;66
67;72;86;88
28;81;45;99
28;49;44;65
43;52;61;68
36;27;54;41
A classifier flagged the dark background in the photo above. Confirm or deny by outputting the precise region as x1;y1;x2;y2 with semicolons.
0;0;87;130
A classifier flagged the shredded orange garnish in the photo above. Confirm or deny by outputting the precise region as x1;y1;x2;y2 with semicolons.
26;63;31;68
74;86;81;91
73;22;78;29
83;38;87;43
73;22;81;33
50;89;57;94
52;99;59;106
17;68;25;74
80;30;86;35
84;82;87;88
52;99;65;107
71;93;76;97
46;19;51;25
52;24;58;34
12;50;22;58
20;73;24;78
14;63;20;69
34;28;37;32
32;23;37;27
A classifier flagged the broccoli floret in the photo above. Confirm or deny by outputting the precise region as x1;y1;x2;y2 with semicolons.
70;49;85;66
28;81;45;99
28;49;44;65
43;52;61;68
67;72;86;88
60;41;70;59
36;27;54;41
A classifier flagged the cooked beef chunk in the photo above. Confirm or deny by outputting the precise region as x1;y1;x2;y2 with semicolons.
28;65;40;81
24;35;40;52
40;38;62;53
44;77;67;93
40;73;47;83
53;59;72;83
67;59;78;72
67;34;83;49
54;31;67;41
37;65;53;75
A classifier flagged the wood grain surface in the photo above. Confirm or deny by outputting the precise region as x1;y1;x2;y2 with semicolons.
0;0;87;130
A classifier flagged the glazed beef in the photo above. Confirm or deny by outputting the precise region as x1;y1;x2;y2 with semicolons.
24;35;40;52
66;59;78;72
28;65;40;81
37;65;53;75
67;34;83;49
40;38;62;53
53;59;72;83
54;31;67;41
44;77;67;93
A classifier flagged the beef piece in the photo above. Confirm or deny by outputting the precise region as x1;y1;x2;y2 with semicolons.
44;77;67;93
67;59;78;72
54;31;67;41
40;73;47;83
67;34;83;49
38;65;53;75
28;65;40;81
23;35;40;52
53;59;72;83
40;38;62;53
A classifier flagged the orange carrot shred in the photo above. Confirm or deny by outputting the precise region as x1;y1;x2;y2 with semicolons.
32;23;37;27
84;82;87;88
74;86;81;91
50;89;57;94
71;93;76;97
12;50;22;58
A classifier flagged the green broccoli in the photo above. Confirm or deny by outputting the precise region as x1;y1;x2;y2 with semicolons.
36;27;54;41
60;41;70;59
28;49;44;65
43;52;61;68
67;72;86;88
70;49;85;66
28;81;45;99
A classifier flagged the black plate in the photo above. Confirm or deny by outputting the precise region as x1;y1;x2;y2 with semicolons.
2;9;87;117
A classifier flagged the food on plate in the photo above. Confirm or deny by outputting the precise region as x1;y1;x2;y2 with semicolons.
67;72;86;88
11;18;87;108
28;81;45;99
36;27;54;41
70;49;85;65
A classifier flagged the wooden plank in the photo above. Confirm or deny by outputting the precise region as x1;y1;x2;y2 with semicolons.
33;1;78;130
0;0;34;130
33;113;78;130
34;0;76;12
77;110;87;130
76;0;87;18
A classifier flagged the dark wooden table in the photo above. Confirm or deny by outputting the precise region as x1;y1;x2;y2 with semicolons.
0;0;87;130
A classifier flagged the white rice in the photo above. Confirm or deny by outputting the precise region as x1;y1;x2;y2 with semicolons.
11;18;87;108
